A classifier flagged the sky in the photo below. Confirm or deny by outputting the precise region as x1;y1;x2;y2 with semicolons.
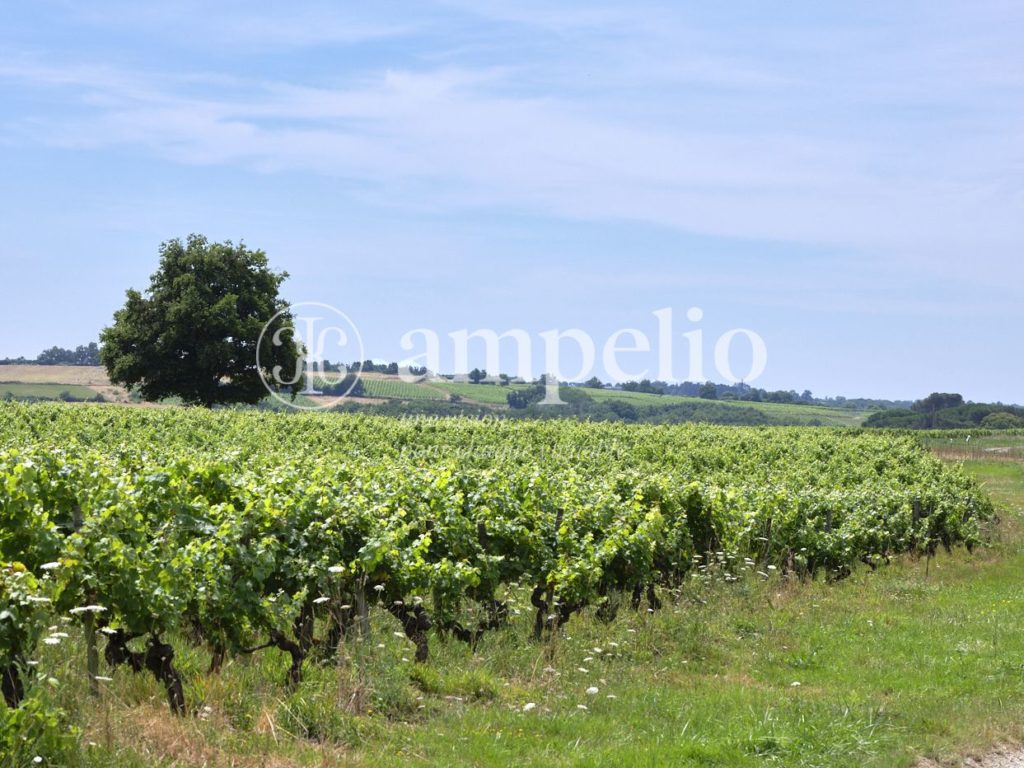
0;1;1021;401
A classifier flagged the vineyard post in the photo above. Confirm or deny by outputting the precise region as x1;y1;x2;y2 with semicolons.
84;611;100;698
355;575;370;639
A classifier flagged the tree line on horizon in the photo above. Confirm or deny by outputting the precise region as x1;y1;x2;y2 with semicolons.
0;342;100;367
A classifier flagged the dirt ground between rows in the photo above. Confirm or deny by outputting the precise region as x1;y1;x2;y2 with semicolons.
919;747;1024;767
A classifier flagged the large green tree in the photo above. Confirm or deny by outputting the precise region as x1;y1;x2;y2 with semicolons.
100;234;304;407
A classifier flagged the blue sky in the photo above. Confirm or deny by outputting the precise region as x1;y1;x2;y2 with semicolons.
0;1;1021;401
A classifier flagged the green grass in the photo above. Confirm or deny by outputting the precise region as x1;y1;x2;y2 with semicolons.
430;380;529;404
0;382;98;400
23;451;1024;767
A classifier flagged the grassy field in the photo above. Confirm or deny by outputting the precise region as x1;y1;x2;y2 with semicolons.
925;433;1024;464
0;364;130;402
0;382;99;400
429;380;527;404
25;439;1024;767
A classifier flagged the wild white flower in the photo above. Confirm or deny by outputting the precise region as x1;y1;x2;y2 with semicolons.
40;562;60;571
27;596;51;604
592;647;602;654
313;596;330;605
606;694;617;699
69;605;106;615
94;676;113;682
577;667;589;674
585;686;599;695
577;704;589;711
373;584;385;593
790;681;801;687
522;702;536;712
393;632;406;639
43;637;61;645
327;566;344;574
339;604;352;610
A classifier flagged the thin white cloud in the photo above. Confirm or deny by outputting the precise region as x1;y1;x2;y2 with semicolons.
0;0;1021;290
1;55;1020;287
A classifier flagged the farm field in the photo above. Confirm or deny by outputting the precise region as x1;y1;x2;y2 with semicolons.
0;382;98;400
0;365;129;403
1;403;1017;767
0;364;111;385
428;379;528;404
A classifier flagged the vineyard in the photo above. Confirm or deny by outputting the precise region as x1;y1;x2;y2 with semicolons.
0;403;991;757
358;378;448;401
0;402;993;731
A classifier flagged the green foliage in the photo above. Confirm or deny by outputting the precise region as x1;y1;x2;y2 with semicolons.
866;402;1024;430
0;688;79;766
507;383;546;409
981;412;1024;429
99;234;303;407
912;392;965;414
36;343;100;366
0;566;50;696
699;381;718;400
621;379;665;395
316;373;365;398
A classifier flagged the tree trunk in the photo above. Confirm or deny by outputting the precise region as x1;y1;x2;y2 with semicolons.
145;638;186;716
1;662;24;708
85;612;100;697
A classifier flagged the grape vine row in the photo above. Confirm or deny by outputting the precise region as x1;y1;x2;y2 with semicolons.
0;403;992;713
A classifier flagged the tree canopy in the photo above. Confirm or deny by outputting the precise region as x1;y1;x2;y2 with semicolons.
100;234;303;407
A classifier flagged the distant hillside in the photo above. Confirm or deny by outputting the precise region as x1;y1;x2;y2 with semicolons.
0;364;876;426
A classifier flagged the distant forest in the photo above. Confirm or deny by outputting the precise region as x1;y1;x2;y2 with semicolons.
864;392;1024;430
0;342;100;366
